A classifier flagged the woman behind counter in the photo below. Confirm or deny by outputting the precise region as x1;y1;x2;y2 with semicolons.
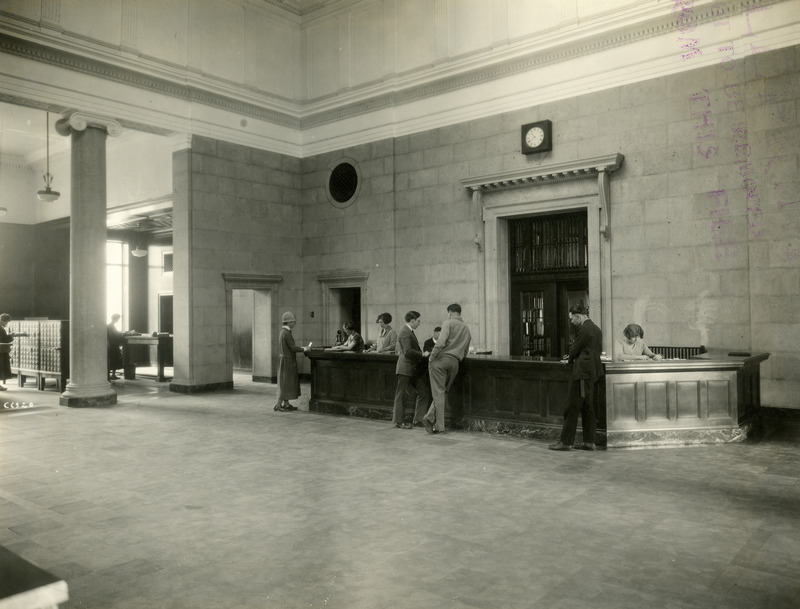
326;321;364;353
366;312;397;354
614;323;662;361
275;311;310;412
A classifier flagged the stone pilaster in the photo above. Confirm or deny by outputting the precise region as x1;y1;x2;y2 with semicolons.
56;113;122;407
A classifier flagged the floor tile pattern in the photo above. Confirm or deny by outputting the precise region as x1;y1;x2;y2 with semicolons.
0;376;798;609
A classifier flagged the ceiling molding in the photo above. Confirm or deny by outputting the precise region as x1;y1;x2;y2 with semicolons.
300;0;765;126
0;35;301;130
3;0;782;131
0;0;792;159
257;0;356;17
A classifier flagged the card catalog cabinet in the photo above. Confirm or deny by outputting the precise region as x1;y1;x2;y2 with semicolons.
9;320;69;390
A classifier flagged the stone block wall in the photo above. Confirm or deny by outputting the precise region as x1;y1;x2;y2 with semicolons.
172;136;303;390
297;45;800;408
174;46;798;406
301;140;397;346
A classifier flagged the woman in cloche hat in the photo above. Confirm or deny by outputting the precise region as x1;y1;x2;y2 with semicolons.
275;311;311;412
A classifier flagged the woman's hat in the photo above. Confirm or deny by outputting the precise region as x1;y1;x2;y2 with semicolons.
282;311;297;323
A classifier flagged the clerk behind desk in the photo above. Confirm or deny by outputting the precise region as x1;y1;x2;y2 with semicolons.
614;324;662;362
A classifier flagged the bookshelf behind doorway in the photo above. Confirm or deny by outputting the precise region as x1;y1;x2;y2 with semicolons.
509;211;589;357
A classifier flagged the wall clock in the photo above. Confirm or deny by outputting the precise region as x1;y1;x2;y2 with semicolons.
521;120;552;155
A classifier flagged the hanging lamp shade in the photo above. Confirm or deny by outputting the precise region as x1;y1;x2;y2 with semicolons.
131;244;148;258
36;112;60;202
131;221;148;257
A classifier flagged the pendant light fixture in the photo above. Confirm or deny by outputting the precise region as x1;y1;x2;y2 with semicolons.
131;221;148;257
36;112;60;202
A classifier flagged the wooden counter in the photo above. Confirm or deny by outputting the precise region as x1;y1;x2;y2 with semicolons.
305;350;769;448
306;351;401;419
123;335;173;382
306;351;598;440
604;351;769;448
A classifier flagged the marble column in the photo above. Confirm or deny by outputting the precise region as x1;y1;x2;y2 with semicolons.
56;113;122;407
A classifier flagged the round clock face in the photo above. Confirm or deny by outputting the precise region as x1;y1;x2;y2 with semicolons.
526;127;545;148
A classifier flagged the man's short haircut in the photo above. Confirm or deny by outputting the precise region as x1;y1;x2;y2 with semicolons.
376;312;392;324
623;324;644;340
404;311;420;323
447;303;461;314
569;304;589;316
434;326;442;332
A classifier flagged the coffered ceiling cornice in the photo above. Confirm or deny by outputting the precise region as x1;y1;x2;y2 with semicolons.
299;0;767;126
0;34;302;130
0;0;787;137
259;0;350;17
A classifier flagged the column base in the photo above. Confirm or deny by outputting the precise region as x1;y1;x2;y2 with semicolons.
59;382;117;408
60;393;117;408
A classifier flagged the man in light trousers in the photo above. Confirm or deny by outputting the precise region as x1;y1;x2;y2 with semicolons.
423;303;471;435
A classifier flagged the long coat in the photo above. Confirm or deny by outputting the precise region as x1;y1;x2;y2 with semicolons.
568;318;604;380
277;326;304;400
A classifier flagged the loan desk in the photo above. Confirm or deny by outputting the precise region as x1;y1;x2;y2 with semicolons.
306;350;769;448
604;351;769;448
306;351;600;442
122;335;173;382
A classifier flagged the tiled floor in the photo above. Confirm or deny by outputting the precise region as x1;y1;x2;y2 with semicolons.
0;375;798;609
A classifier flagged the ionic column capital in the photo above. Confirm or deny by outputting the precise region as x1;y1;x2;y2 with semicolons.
55;112;123;137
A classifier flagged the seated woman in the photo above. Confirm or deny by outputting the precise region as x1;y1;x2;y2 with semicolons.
614;323;663;361
366;312;397;353
326;321;365;353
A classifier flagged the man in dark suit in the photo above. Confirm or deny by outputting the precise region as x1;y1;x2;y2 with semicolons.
549;304;604;451
392;311;431;429
423;326;441;354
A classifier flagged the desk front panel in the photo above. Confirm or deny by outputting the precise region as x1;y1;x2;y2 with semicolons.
461;358;576;427
606;369;738;431
306;352;767;447
309;352;398;418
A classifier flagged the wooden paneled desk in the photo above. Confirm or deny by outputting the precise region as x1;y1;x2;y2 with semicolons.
305;351;590;435
604;351;769;447
123;335;173;382
305;350;769;448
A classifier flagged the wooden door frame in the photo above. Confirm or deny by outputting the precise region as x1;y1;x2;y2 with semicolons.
464;153;622;356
